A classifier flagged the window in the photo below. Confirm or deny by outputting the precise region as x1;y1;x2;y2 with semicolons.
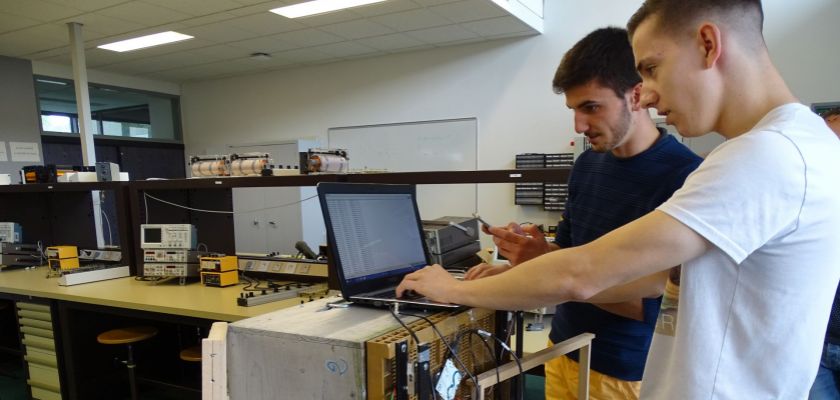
41;114;73;133
34;76;181;142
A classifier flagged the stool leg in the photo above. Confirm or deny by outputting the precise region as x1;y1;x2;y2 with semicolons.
126;344;138;400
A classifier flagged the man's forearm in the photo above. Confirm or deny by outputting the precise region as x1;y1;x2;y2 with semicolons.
443;211;706;311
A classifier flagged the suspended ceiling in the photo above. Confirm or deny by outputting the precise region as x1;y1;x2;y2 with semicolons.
0;0;541;83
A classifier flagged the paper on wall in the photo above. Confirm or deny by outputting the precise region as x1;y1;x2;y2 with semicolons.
0;142;7;162
9;142;40;162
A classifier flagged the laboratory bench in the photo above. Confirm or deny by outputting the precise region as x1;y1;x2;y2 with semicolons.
0;266;305;400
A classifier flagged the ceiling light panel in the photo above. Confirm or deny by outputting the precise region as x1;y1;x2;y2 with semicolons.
270;0;389;19
98;31;194;52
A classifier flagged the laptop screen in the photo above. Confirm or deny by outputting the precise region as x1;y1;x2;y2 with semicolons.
323;192;428;285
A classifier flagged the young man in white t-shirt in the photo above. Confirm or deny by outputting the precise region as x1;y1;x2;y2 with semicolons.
396;0;840;398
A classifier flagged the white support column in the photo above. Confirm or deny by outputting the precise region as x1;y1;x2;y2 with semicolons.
68;22;105;249
68;22;95;165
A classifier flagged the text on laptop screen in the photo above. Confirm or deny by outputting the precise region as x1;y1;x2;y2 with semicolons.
325;193;428;284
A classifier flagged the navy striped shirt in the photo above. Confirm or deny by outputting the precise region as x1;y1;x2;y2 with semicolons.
550;130;702;381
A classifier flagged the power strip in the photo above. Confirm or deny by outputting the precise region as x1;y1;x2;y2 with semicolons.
236;284;328;307
237;287;304;307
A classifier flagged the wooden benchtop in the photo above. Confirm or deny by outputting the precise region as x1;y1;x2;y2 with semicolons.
0;266;304;321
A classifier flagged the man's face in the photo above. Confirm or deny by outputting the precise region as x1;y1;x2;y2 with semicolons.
631;17;721;137
565;81;632;153
826;114;840;138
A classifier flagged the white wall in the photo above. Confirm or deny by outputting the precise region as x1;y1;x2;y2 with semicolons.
181;0;840;231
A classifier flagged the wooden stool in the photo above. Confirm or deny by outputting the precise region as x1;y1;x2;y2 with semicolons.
97;326;158;400
179;345;201;362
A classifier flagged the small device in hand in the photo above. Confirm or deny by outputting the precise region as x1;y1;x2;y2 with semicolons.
471;213;493;229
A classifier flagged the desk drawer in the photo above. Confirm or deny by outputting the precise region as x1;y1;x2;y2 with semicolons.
26;346;57;360
26;352;58;368
18;309;52;322
21;326;54;339
17;302;50;313
23;335;56;352
19;317;53;330
28;363;61;392
31;386;62;400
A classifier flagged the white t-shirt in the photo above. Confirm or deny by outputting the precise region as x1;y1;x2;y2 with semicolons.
640;103;840;399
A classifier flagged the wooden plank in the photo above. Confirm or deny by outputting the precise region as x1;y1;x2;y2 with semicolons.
202;321;227;400
474;333;594;395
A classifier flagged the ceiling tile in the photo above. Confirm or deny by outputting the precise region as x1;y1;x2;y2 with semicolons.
38;53;73;64
2;24;69;57
140;0;242;16
428;0;505;23
179;12;239;27
276;28;343;47
101;51;220;74
142;68;217;82
370;8;449;31
226;1;287;17
461;15;531;37
96;2;193;26
228;0;282;5
225;12;305;35
180;21;261;43
409;0;461;6
142;58;257;81
229;35;297;53
187;44;252;60
0;0;83;22
41;0;136;13
319;19;394;40
291;9;362;27
27;46;71;60
0;12;43;33
59;13;145;37
405;24;478;44
274;47;334;64
352;0;420;17
386;43;435;53
84;47;148;66
356;32;424;51
313;41;378;58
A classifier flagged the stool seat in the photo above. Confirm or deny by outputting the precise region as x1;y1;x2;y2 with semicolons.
179;345;202;362
97;326;158;345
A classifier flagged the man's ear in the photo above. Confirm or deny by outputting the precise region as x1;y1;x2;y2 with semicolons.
697;22;722;69
629;83;643;111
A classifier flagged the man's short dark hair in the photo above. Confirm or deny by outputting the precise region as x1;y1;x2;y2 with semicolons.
821;108;840;120
627;0;764;41
552;27;640;98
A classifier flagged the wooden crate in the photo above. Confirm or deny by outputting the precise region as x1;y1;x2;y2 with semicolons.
366;308;497;400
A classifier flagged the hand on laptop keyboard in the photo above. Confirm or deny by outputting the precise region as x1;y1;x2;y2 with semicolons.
398;290;423;300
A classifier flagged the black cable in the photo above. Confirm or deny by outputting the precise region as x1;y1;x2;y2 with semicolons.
134;275;164;282
477;329;523;398
388;306;420;345
397;311;479;396
388;306;434;400
459;329;500;390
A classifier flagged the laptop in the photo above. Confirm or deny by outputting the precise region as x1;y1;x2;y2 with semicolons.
318;182;462;311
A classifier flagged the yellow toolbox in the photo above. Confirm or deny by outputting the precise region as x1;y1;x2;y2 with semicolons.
45;246;77;260
200;255;238;272
201;270;239;287
47;257;79;270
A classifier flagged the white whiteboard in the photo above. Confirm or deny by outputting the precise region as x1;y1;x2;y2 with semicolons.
328;118;478;220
